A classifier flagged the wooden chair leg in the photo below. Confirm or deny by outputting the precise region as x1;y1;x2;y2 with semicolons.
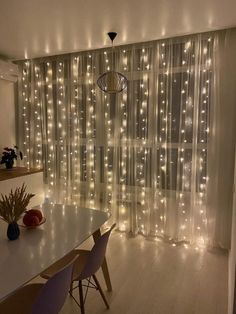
79;280;85;314
93;275;109;309
69;280;73;295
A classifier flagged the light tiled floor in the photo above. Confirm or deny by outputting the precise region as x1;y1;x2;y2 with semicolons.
59;232;228;314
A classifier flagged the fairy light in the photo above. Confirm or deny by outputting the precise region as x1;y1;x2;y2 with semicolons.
33;64;43;169
102;50;114;213
122;49;128;71
71;55;81;204
21;61;31;169
103;96;113;215
156;41;170;236
86;54;96;208
118;85;128;230
135;48;150;235
190;36;213;247
56;61;68;203
18;34;213;247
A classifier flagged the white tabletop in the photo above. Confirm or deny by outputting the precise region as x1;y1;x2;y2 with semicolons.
0;204;110;300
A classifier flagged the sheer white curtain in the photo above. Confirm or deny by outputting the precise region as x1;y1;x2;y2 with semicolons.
16;30;235;248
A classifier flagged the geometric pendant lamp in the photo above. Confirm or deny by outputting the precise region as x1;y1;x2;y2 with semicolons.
97;32;127;94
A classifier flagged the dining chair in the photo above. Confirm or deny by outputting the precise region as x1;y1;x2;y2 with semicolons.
0;255;77;314
41;223;116;314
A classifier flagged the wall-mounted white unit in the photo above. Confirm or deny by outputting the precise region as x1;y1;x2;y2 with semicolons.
0;59;19;83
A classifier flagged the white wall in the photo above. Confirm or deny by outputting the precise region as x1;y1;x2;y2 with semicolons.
228;150;236;314
0;80;15;153
207;29;236;249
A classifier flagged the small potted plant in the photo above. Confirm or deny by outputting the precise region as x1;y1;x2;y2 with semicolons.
0;184;34;240
0;146;23;169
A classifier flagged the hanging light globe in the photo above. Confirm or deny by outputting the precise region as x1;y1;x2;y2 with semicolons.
97;70;127;94
97;32;127;94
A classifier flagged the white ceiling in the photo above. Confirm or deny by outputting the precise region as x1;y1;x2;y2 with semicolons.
0;0;236;60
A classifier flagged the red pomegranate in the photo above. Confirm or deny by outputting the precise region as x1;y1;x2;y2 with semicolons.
26;209;43;222
23;213;40;227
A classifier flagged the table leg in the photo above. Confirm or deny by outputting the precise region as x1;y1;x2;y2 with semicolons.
92;228;112;291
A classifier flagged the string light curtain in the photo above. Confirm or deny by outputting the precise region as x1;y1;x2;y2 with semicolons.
16;32;216;246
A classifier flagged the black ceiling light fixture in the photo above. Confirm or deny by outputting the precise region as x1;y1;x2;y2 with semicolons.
97;32;127;94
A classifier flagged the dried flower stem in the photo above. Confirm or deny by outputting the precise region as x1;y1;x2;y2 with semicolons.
0;183;34;223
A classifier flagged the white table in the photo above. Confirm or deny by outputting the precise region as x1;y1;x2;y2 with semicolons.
0;204;111;300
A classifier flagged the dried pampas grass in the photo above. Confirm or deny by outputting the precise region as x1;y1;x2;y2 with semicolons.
0;183;35;223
